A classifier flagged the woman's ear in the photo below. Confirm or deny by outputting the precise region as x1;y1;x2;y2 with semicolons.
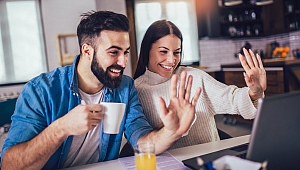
81;43;94;60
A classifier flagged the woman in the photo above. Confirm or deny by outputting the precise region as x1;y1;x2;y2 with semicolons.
133;20;266;150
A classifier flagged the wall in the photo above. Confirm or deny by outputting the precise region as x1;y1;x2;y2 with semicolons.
42;0;96;72
199;30;300;69
0;0;130;98
42;0;131;76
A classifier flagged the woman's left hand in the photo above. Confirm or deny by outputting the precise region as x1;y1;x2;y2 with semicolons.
239;48;267;100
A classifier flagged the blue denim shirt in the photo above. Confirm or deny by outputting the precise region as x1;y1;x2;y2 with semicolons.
0;55;153;169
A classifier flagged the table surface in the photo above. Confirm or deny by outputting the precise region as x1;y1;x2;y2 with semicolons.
64;135;250;170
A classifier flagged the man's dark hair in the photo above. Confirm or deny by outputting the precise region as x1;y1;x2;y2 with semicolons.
77;11;130;53
133;20;183;80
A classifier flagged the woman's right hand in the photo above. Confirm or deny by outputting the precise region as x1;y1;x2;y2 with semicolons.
158;70;201;137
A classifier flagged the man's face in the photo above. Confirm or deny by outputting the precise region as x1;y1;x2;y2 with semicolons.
91;30;130;89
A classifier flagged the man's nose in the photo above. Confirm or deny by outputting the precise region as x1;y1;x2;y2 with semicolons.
117;55;127;68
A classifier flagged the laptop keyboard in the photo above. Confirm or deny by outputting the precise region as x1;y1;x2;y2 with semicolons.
182;143;249;170
229;143;249;152
230;143;248;159
237;152;247;159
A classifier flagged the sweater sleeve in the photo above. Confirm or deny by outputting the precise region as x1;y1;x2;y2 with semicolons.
184;67;256;119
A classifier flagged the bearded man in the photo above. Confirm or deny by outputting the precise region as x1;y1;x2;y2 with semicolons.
0;11;200;169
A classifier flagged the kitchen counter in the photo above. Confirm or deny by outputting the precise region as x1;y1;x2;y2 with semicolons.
190;65;222;80
191;65;221;72
221;58;300;67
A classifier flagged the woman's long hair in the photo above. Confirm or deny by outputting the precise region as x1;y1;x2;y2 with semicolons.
133;20;183;79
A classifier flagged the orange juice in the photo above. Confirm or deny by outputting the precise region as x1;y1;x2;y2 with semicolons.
135;153;156;170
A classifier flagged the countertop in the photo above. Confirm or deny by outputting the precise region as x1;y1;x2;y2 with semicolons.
221;58;300;68
191;65;221;72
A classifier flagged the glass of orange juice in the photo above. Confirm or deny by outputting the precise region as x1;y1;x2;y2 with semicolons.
134;142;156;170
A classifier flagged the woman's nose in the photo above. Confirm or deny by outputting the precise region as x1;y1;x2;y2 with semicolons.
166;54;175;64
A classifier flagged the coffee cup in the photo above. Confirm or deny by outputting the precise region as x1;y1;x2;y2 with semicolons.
101;102;126;134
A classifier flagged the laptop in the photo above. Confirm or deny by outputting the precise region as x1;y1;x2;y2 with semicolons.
182;90;300;170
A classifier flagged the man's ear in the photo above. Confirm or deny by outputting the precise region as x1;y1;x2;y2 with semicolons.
81;43;94;60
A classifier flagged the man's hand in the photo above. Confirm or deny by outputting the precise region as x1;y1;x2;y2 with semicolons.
158;70;201;136
239;48;266;100
58;104;103;136
1;103;103;170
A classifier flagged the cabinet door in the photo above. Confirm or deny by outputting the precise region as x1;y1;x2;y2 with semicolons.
262;0;285;34
282;0;300;31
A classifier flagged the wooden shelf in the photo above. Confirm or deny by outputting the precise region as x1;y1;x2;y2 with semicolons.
219;3;264;37
56;34;77;66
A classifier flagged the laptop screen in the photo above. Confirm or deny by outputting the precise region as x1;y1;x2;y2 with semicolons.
246;90;300;170
182;91;300;170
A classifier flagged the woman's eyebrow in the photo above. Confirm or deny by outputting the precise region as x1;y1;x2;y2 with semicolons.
158;46;169;50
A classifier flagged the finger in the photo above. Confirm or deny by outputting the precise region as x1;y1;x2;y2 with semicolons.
90;112;103;120
179;71;187;99
170;74;178;98
89;121;100;130
191;87;201;106
86;104;103;112
243;48;254;68
185;75;193;100
249;49;259;67
243;72;250;84
256;53;264;69
239;53;250;72
90;119;102;125
158;97;168;118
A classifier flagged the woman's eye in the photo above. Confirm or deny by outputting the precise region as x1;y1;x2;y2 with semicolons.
159;51;167;54
174;51;181;55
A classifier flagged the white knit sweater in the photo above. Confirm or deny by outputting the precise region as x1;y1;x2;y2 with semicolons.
134;66;256;150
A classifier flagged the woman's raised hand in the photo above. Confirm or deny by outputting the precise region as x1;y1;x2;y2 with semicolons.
239;48;266;100
158;70;201;136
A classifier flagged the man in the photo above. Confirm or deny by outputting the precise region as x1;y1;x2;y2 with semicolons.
0;11;200;169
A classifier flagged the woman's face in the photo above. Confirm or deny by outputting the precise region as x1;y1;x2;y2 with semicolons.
148;34;181;78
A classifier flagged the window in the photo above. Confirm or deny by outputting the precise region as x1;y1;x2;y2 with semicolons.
134;0;199;65
0;0;47;85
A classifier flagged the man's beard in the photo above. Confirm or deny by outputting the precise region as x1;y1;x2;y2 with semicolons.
91;54;124;89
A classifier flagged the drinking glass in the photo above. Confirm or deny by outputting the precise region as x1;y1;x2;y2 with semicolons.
134;142;156;170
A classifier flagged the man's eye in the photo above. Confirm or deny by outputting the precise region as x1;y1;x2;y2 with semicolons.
110;51;118;55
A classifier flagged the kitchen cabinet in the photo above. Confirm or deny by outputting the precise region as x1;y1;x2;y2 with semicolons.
282;0;300;31
222;67;284;96
260;0;285;35
196;0;300;38
219;4;264;37
218;0;291;37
